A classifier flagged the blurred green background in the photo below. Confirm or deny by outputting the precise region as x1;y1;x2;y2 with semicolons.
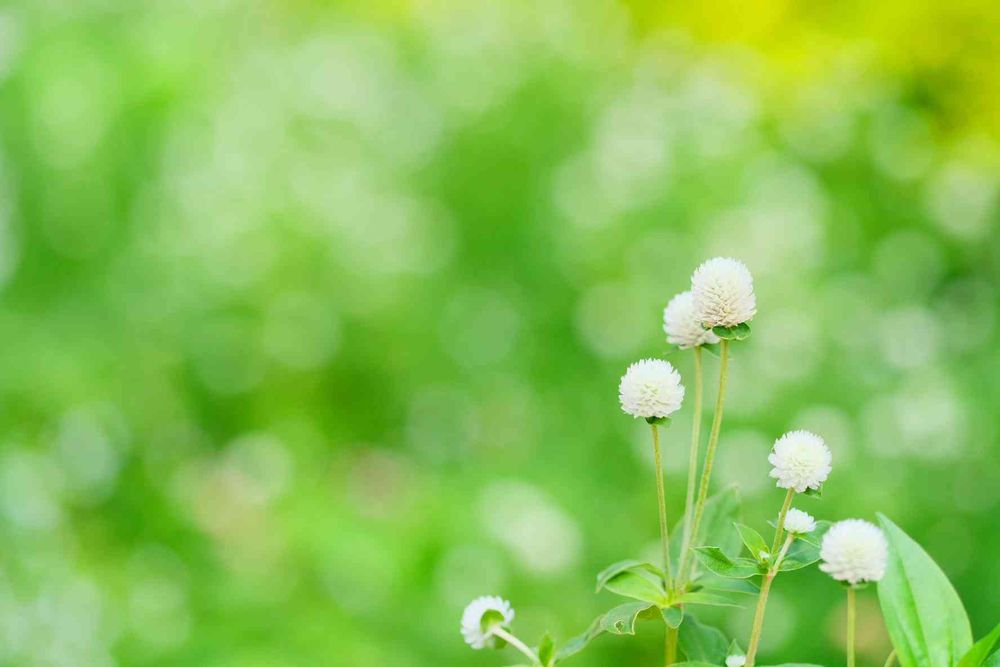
0;0;997;665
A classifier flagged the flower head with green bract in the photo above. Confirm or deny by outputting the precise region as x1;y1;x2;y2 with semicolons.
691;257;757;328
664;290;721;349
768;430;832;493
618;359;685;419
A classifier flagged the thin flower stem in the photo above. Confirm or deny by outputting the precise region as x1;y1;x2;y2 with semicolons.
770;488;796;554
491;627;540;666
677;345;704;588
683;339;730;586
883;650;897;667
847;587;857;667
665;626;678;666
651;423;674;588
745;531;795;665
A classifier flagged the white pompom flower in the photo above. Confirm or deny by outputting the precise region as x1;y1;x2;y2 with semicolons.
819;519;889;585
663;291;721;349
783;507;817;535
691;257;757;328
726;655;747;667
460;596;515;649
768;430;832;493
618;359;685;420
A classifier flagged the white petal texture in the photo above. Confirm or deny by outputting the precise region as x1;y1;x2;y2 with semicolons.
768;430;832;493
726;655;747;667
618;359;685;419
663;291;721;349
691;257;757;328
783;507;817;534
460;596;515;649
819;519;889;585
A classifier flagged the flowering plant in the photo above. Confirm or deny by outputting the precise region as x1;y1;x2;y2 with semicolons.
460;258;998;667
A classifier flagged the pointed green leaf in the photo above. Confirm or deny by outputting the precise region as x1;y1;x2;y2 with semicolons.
701;577;760;595
538;632;555;666
778;539;821;572
681;590;745;608
556;602;654;659
876;514;972;667
596;560;663;592
728;638;745;656
985;652;1000;667
736;522;770;563
958;622;1000;667
662;606;684;629
603;569;669;606
694;546;760;579
679;614;728;663
671;663;720;667
671;486;743;575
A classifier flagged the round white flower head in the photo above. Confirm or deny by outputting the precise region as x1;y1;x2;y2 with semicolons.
726;655;747;667
691;257;757;328
663;291;721;349
768;430;832;493
618;359;685;419
783;507;817;535
819;519;889;585
461;596;515;649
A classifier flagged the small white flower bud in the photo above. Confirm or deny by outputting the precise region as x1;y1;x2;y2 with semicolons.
784;508;817;535
726;655;747;667
461;596;515;649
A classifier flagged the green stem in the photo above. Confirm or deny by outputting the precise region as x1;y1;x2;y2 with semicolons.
665;625;678;666
682;338;730;585
847;587;857;667
744;571;774;667
492;627;540;666
883;650;897;667
677;345;704;588
745;522;795;666
770;488;796;554
651;423;674;588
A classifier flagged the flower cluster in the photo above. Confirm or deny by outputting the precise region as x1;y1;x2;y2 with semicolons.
461;256;905;667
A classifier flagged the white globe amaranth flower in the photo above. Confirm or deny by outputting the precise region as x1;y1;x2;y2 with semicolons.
460;596;515;649
618;359;685;419
690;257;757;328
819;519;889;585
768;430;832;493
726;655;747;667
663;291;721;349
784;507;817;534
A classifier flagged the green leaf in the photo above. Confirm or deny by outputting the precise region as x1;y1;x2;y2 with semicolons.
728;638;745;656
959;622;1000;667
538;632;555;666
671;663;720;667
700;342;721;358
680;590;745;608
736;522;770;563
711;322;751;340
778;539;821;572
596;560;663;592
758;664;826;666
801;485;823;498
876;513;973;667
671;485;743;575
694;546;761;579
602;569;670;606
556;602;654;659
678;614;728;663
700;577;760;596
662;606;684;629
986;652;1000;667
